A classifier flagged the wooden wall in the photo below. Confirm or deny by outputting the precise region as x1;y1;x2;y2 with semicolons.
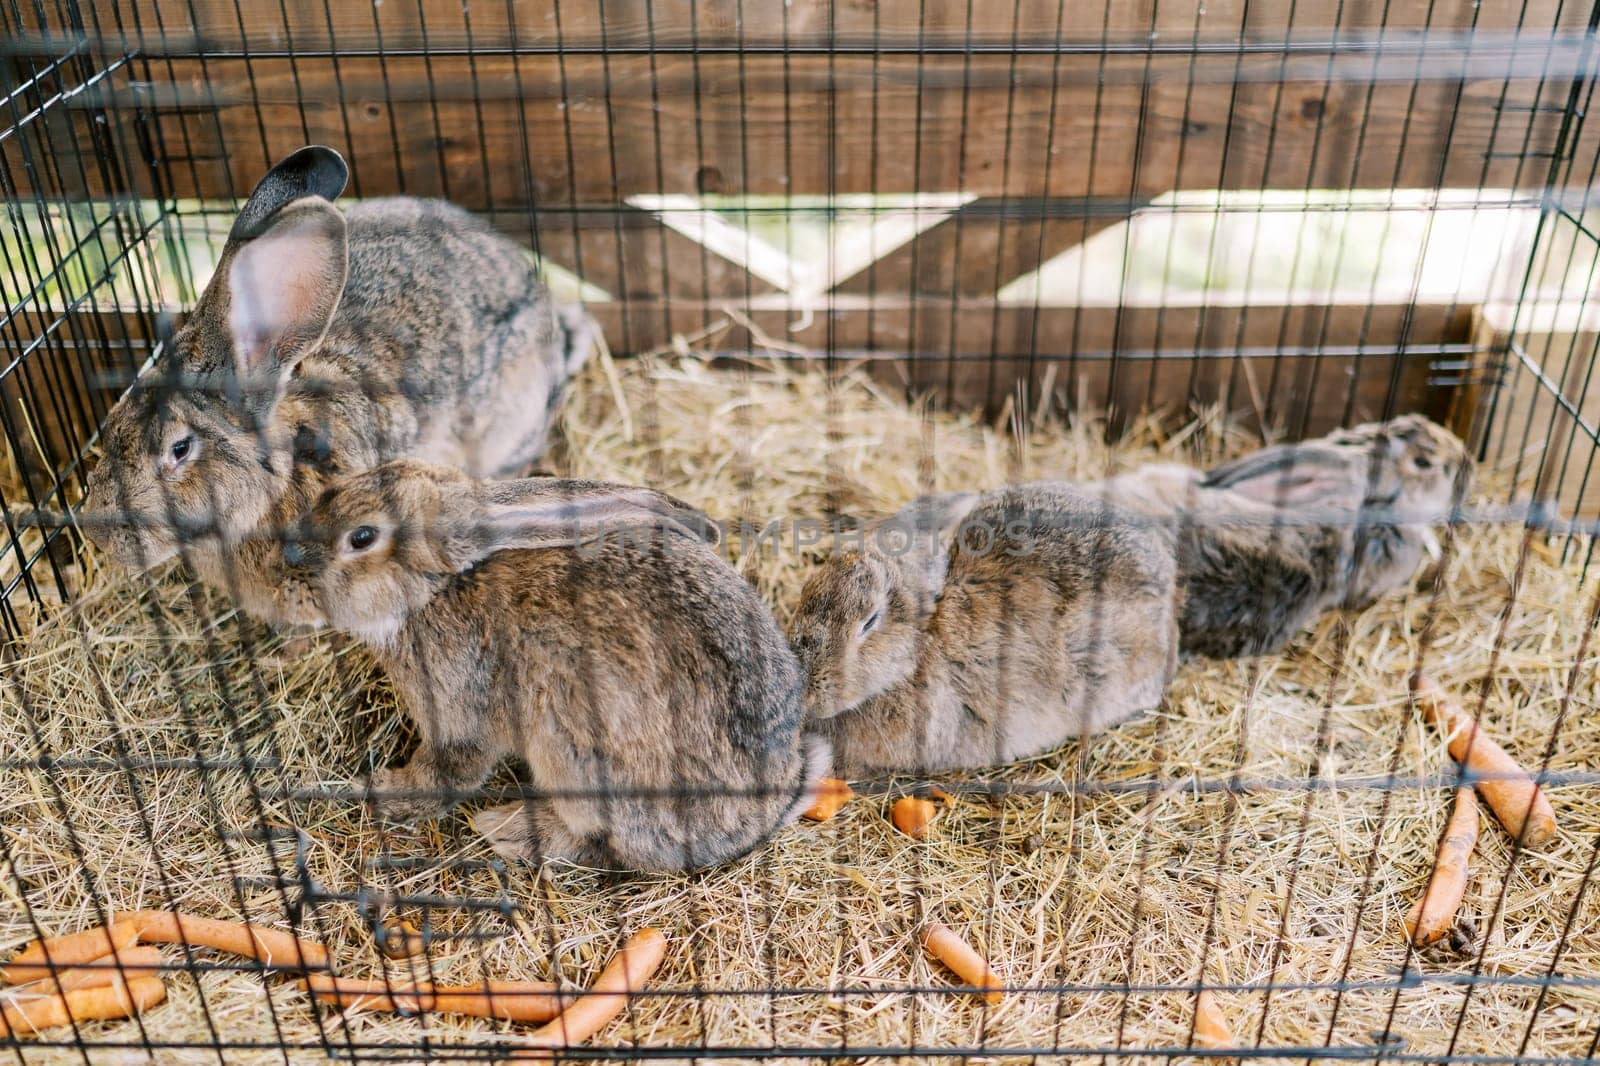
3;0;1596;440
1469;301;1600;520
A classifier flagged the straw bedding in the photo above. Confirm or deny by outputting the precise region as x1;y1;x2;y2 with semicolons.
2;346;1597;1064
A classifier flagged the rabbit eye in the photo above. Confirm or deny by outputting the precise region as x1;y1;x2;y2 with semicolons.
347;526;379;552
1413;454;1434;470
170;435;195;463
859;611;880;636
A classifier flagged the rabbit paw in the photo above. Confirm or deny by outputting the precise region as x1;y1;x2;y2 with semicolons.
472;802;539;861
366;766;451;826
472;801;608;868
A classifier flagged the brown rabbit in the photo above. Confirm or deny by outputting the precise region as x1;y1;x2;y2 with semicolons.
81;146;595;627
284;461;824;873
1088;414;1473;660
786;485;1179;777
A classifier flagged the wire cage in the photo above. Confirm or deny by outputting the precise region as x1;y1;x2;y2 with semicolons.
2;0;1599;1062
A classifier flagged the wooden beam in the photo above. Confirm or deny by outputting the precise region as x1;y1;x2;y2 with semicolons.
29;0;1593;54
829;202;1145;297
0;301;1464;482
497;206;783;301
584;298;1466;429
4;53;1579;203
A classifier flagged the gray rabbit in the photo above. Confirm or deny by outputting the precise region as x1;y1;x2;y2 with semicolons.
786;485;1180;777
82;146;594;627
284;460;825;873
1088;414;1472;660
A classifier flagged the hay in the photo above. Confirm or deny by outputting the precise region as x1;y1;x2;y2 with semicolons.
2;349;1597;1064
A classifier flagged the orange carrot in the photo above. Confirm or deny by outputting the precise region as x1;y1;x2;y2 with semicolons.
1;973;166;1036
892;797;937;839
126;911;327;971
513;928;668;1060
2;920;139;985
1416;677;1557;846
304;975;433;1014
8;912;325;985
18;946;165;995
921;922;1004;1005
431;982;573;1023
379;919;426;961
802;778;855;822
1193;990;1233;1049
1405;786;1480;947
306;975;571;1022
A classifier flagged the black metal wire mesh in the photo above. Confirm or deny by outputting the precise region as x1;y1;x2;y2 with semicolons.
2;0;1599;1062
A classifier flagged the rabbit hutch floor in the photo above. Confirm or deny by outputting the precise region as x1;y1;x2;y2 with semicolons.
2;337;1598;1064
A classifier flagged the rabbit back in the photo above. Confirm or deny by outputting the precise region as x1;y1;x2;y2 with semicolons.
389;536;811;872
296;197;576;478
1171;505;1343;659
818;484;1179;775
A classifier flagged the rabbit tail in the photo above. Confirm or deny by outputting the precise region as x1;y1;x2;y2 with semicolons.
780;733;836;827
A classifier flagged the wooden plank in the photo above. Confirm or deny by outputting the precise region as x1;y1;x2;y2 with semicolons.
0;48;153;205
829;203;1143;296
582;298;1465;428
0;302;1462;476
497;206;783;300
586;297;1459;355
31;0;1593;54
7;54;1578;202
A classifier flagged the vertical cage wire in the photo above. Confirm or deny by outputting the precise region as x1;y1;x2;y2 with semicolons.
2;1;1599;1062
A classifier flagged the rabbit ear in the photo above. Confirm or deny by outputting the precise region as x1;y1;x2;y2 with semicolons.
441;479;718;570
900;492;981;536
867;492;979;600
226;198;349;402
1201;444;1358;506
869;492;979;557
869;492;980;543
228;145;349;242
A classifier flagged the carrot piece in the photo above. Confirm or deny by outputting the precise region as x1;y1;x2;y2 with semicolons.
19;946;165;995
921;922;1004;1005
306;975;571;1022
2;920;140;985
431;982;572;1023
892;797;937;839
513;928;668;1060
1193;990;1233;1049
304;974;433;1014
379;919;426;960
126;911;327;971
1;973;166;1036
802;778;855;821
1405;786;1480;947
1416;677;1557;846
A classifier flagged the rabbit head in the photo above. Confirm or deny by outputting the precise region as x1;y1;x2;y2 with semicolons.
1167;415;1474;660
82;146;351;569
787;493;977;719
285;459;718;647
1325;414;1473;518
1203;414;1471;521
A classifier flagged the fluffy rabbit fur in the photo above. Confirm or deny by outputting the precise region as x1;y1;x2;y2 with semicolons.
285;460;823;873
786;485;1179;776
83;146;594;626
1087;414;1472;660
